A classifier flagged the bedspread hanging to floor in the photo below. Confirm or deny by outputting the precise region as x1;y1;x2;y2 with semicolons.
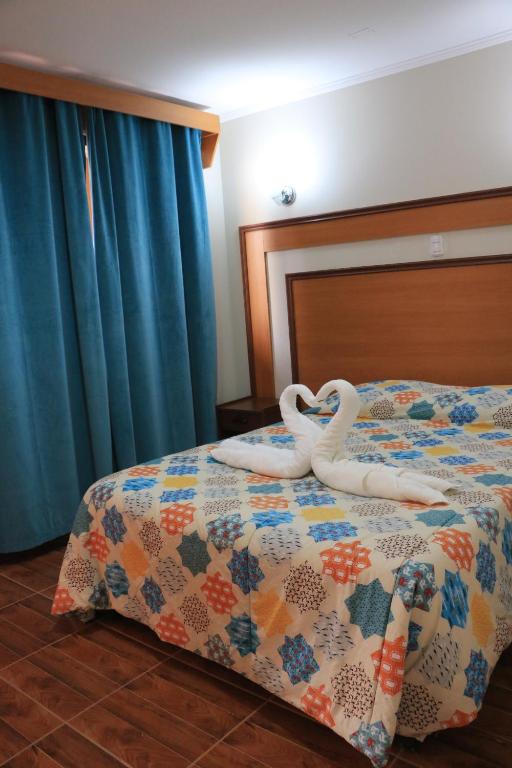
52;381;512;767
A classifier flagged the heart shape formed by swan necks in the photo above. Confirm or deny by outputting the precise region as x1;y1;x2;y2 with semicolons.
212;379;457;502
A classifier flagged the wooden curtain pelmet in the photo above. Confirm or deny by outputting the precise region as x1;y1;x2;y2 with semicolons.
0;62;220;168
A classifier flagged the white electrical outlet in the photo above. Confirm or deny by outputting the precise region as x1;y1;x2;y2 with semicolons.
430;234;444;257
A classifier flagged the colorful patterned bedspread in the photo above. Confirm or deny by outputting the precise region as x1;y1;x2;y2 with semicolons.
52;381;512;767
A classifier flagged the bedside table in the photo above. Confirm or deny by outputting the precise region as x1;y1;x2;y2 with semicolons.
216;397;281;439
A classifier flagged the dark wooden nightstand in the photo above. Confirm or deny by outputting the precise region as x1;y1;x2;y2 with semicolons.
216;396;281;439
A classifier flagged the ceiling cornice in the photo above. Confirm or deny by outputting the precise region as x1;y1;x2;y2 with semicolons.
220;29;512;122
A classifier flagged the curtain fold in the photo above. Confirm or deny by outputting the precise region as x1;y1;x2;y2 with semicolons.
171;126;218;444
0;91;111;552
87;109;217;463
0;93;217;553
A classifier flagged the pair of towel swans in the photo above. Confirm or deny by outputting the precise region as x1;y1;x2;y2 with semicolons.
211;380;453;505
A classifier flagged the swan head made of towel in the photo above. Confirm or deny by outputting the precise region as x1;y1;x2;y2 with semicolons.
279;383;321;440
310;379;455;505
210;383;322;479
311;379;361;461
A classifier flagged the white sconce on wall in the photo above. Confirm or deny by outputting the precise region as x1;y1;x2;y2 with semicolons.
272;185;297;206
246;128;318;217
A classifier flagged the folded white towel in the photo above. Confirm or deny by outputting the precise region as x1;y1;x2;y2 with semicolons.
213;378;456;504
311;379;455;505
211;384;322;479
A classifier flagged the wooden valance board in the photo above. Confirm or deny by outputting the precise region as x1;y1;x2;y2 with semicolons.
239;187;512;397
0;62;220;168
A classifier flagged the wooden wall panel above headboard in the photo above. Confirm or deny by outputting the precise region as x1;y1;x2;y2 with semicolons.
240;188;512;396
286;256;512;391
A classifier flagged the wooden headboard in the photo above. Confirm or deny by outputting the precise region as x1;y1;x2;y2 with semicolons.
240;187;512;396
286;256;512;391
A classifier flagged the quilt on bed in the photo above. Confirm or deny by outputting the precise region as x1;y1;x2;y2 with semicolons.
52;381;512;767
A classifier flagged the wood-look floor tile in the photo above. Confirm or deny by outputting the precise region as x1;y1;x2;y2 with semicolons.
0;643;20;669
0;601;77;644
31;547;66;569
70;703;190;768
0;680;60;741
0;561;58;592
266;693;308;715
469;702;512;743
21;556;61;587
0;617;46;658
19;594;58;617
0;576;33;608
0;659;91;719
100;687;216;760
175;648;268;698
97;610;176;654
2;744;63;768
27;646;118;701
394;734;498;768
225;720;346;768
38;724;128;768
481;683;512;713
250;702;369;766
54;634;142;685
196;740;272;768
128;667;240;738
0;718;30;763
436;724;511;767
156;656;263;717
77;623;166;671
40;587;58;601
19;594;81;635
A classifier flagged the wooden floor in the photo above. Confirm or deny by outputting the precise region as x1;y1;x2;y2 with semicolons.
0;542;511;768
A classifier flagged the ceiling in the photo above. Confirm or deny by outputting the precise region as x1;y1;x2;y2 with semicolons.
1;0;511;120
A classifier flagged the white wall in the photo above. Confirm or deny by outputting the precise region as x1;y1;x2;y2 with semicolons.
207;42;512;403
203;147;242;405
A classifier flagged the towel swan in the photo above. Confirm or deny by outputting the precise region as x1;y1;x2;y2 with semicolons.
211;384;322;479
311;379;454;505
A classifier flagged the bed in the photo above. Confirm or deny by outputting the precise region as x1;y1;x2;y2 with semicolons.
53;189;512;764
52;379;512;767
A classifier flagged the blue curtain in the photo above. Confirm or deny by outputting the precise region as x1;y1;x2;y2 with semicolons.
0;91;112;552
87;109;217;465
0;93;216;552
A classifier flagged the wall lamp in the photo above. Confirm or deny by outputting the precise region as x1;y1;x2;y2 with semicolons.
272;185;296;206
